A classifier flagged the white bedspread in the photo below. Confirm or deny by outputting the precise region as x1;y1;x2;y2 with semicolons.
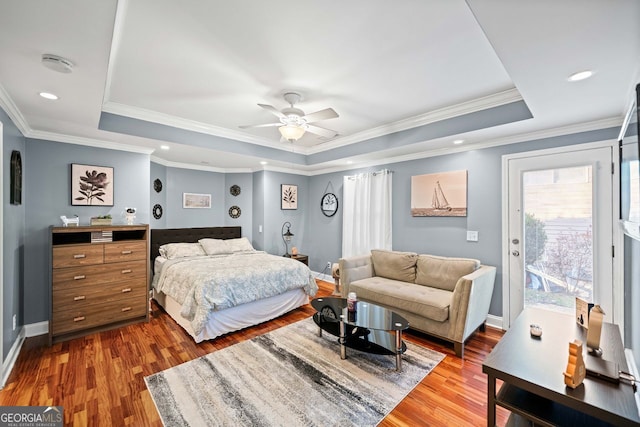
152;252;317;335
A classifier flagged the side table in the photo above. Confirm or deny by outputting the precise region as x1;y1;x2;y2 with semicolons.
290;254;308;266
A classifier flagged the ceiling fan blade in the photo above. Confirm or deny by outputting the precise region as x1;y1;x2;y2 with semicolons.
305;124;338;139
302;108;338;123
239;122;281;129
258;103;286;119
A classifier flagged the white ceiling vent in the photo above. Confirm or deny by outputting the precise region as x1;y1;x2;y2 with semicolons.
41;54;74;73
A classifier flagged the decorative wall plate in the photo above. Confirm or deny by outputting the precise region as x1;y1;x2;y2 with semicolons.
153;204;163;219
229;205;241;218
153;178;163;193
321;192;338;217
230;185;241;196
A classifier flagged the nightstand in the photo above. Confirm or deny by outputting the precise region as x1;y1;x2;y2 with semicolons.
290;254;308;266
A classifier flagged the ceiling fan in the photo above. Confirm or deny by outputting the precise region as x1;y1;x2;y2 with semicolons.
240;92;339;141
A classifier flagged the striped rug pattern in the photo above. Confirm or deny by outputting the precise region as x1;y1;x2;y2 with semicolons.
145;317;444;426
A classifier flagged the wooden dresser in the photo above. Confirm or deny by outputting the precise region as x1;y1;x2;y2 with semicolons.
50;224;149;344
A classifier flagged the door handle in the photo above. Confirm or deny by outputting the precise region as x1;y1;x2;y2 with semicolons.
512;250;520;257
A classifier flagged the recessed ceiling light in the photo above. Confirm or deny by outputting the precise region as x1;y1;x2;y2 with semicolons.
160;145;170;150
346;160;353;164
39;92;58;100
260;161;268;165
453;139;464;145
567;70;593;82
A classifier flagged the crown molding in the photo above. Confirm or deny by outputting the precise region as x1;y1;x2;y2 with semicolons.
150;155;253;174
0;83;31;136
305;116;621;176
101;101;315;154
306;88;523;154
27;129;155;154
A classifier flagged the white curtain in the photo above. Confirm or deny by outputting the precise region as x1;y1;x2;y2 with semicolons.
342;169;392;258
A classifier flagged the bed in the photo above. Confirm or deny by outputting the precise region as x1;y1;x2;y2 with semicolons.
150;226;317;342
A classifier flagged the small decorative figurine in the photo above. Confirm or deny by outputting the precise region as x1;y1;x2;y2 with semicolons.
563;339;586;389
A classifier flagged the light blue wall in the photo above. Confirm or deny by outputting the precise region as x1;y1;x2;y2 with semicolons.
252;171;265;250
150;162;167;228
224;173;253;241
2;110;26;359
24;139;150;325
262;172;309;256
164;167;224;228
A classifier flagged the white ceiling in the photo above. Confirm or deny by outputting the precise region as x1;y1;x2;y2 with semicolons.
0;0;638;174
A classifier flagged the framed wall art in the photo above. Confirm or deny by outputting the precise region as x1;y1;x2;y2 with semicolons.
410;170;467;217
10;150;22;205
183;192;211;209
281;184;298;210
71;163;114;206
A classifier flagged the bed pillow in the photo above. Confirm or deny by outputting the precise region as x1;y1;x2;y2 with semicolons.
225;237;255;253
158;243;206;259
198;238;232;255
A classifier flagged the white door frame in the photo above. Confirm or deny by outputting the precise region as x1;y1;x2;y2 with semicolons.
501;139;623;330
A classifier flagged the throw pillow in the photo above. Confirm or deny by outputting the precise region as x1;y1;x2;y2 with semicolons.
415;255;480;291
159;243;206;259
370;249;418;282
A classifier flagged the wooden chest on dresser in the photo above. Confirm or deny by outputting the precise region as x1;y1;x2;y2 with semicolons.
50;224;149;344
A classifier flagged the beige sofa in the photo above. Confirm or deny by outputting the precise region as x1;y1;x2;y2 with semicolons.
339;249;496;358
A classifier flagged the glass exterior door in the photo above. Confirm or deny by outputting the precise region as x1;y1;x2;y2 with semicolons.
506;146;613;326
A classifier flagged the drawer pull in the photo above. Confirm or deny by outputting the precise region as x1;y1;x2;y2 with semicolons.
73;295;86;301
121;307;132;312
121;288;132;293
121;250;133;255
74;275;86;280
121;269;132;274
73;316;86;322
73;254;86;259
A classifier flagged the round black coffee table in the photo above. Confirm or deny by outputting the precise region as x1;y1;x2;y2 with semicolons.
311;296;409;371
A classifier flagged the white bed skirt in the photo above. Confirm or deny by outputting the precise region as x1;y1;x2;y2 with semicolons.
153;289;309;342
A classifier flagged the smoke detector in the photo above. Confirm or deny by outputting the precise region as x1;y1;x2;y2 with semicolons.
41;54;74;73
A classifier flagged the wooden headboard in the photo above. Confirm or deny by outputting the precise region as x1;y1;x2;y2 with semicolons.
150;226;242;265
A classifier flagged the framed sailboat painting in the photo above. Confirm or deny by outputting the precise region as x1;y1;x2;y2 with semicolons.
411;170;467;217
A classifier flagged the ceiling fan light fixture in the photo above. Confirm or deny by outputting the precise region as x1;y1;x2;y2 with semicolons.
279;124;305;141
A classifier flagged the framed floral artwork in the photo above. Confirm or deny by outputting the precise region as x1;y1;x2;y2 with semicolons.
281;184;298;210
71;163;114;206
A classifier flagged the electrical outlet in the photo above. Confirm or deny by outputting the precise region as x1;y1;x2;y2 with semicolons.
12;314;16;331
326;261;332;270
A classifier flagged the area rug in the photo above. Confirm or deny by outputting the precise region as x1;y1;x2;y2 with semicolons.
145;317;444;426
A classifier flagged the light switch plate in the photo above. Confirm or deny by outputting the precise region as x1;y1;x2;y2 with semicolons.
466;230;478;242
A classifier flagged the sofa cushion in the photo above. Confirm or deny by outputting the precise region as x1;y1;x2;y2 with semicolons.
350;277;451;322
415;255;480;291
370;249;418;283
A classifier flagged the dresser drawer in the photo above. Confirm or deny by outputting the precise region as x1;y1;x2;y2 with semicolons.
53;245;103;268
52;298;148;335
104;241;147;263
53;279;147;313
52;260;147;290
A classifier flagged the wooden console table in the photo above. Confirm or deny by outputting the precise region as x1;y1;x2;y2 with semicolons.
483;308;640;426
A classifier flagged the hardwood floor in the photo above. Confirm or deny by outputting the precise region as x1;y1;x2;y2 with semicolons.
0;280;508;426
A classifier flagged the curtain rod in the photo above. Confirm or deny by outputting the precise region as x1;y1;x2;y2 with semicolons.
345;169;394;180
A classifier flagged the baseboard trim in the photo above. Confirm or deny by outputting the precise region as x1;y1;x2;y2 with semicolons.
1;328;25;389
486;314;504;331
24;321;48;338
